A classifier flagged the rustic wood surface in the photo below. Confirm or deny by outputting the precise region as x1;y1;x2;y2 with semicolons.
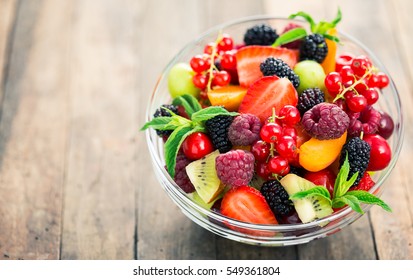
0;0;412;260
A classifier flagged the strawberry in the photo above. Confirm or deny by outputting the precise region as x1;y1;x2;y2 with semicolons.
238;76;298;123
220;185;278;231
235;46;299;87
351;172;375;192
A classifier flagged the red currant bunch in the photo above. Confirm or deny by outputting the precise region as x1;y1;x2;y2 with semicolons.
190;34;236;91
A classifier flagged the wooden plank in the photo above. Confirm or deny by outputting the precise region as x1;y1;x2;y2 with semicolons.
0;0;71;259
0;0;18;102
60;0;138;260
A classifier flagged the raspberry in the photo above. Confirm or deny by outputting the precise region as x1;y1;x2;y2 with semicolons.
301;103;349;140
228;114;261;146
260;180;294;218
205;115;233;153
351;172;375;192
215;150;255;187
260;57;300;88
153;104;179;137
297;88;325;115
340;137;371;186
300;34;328;63
173;150;195;193
244;24;279;46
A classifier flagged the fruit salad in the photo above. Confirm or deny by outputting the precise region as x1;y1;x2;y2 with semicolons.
142;9;395;233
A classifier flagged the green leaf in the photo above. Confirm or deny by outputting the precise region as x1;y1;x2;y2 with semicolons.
272;27;307;47
331;7;342;26
140;117;174;131
323;33;340;43
333;153;358;198
191;106;238;123
288;11;316;31
164;126;196;178
347;190;392;212
333;195;364;214
289;186;332;204
172;94;202;117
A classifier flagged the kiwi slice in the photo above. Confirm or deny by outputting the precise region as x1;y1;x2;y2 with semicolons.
280;173;333;223
186;150;224;204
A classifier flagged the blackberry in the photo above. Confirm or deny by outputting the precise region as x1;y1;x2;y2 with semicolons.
300;34;328;63
153;104;179;137
297;88;325;115
205;115;233;153
244;24;279;46
340;137;371;186
260;57;300;88
260;180;294;218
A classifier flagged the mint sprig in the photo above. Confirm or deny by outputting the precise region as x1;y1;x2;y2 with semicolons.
141;94;238;177
289;153;392;214
273;8;341;47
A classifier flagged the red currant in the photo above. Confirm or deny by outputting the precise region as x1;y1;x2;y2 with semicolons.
339;65;355;87
260;122;283;143
282;126;297;141
279;105;300;126
367;73;380;87
362;88;379;105
192;73;208;90
351;55;372;77
346;95;368;113
325;72;342;96
335;53;354;72
217;34;234;52
212;70;231;87
354;79;369;94
220;51;237;70
376;72;389;88
182;132;214;160
190;54;210;73
268;156;290;176
251;140;270;162
275;135;297;160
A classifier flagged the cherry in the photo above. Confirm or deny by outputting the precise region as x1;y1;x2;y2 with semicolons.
279;105;301;126
182;132;214;160
335;53;354;72
268;156;290;176
377;111;394;139
304;169;336;198
256;161;271;179
325;72;342;96
251;140;270;162
363;134;392;171
260;122;283;143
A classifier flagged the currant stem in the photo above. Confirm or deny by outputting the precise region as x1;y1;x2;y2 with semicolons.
206;31;223;92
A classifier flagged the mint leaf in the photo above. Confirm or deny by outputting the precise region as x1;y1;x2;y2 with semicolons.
191;106;238;123
289;186;332;204
272;27;307;47
333;153;358;198
172;94;202;117
347;190;392;212
289;11;316;31
164;126;197;178
333;195;364;214
140;117;174;131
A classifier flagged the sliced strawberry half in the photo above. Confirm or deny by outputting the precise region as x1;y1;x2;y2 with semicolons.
235;46;299;87
238;76;298;123
351;172;375;192
221;185;278;235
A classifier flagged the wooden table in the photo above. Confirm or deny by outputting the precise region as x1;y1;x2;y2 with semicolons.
0;0;412;260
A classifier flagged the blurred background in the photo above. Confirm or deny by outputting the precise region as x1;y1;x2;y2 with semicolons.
0;0;412;260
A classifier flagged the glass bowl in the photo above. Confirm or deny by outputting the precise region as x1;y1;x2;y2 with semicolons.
144;16;403;246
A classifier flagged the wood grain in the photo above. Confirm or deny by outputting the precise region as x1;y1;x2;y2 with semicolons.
60;0;137;260
0;0;71;259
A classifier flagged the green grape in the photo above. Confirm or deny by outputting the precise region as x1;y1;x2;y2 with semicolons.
293;60;326;94
167;63;200;98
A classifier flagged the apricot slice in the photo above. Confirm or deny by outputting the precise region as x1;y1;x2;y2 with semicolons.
207;85;247;111
299;131;347;172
